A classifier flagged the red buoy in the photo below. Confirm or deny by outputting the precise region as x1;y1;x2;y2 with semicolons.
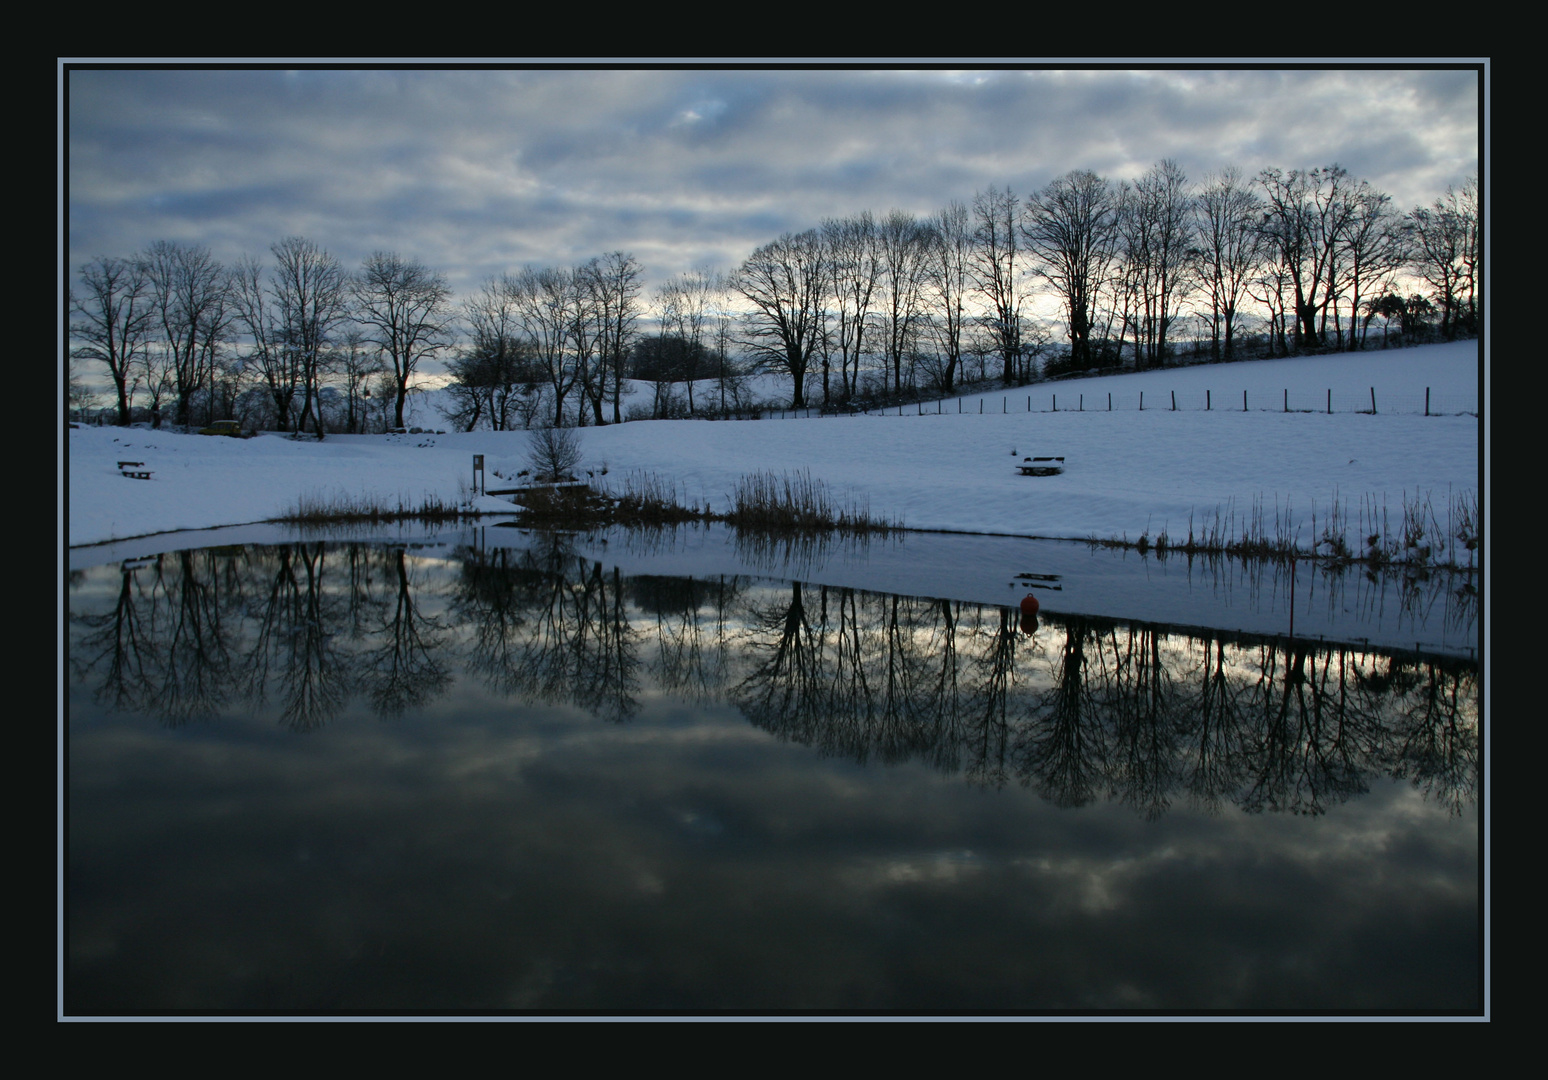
1019;593;1040;616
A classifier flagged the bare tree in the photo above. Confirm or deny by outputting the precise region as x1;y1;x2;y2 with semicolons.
1456;177;1480;335
1334;179;1407;349
1191;166;1263;363
1024;171;1123;372
1255;165;1356;351
452;276;536;431
527;424;583;482
332;327;385;433
68;353;97;420
353;251;452;430
71;256;153;425
137;337;176;429
271;238;349;438
510;266;583;427
924;200;972;393
736;230;827;408
585;252;643;425
231;253;298;432
971;186;1023;384
1408;178;1479;341
1248;244;1296;358
875;209;934;394
143;241;230;427
1121;160;1194;368
566;268;604;428
821;212;882;402
707;273;744;414
658;266;716;415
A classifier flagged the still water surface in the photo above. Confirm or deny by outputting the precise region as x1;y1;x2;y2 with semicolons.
66;524;1480;1014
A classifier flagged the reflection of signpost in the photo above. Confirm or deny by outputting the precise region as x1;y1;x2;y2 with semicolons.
473;455;485;495
1288;556;1295;639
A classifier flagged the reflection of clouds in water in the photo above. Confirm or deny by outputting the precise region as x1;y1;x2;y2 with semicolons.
68;677;1477;1012
66;538;1479;1011
849;849;984;887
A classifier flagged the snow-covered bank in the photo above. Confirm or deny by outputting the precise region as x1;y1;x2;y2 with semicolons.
66;342;1482;553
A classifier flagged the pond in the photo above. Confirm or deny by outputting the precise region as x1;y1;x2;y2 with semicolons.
65;523;1481;1015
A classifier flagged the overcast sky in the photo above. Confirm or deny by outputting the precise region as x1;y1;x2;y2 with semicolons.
65;64;1482;301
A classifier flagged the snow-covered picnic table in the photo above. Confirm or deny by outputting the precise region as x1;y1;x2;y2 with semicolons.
1016;456;1064;476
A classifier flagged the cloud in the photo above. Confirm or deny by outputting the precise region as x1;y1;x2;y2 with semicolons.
67;65;1480;298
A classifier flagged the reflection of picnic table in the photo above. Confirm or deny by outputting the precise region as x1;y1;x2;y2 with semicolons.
117;460;153;480
1016;456;1064;476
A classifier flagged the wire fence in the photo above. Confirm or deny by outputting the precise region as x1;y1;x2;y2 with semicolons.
764;385;1477;420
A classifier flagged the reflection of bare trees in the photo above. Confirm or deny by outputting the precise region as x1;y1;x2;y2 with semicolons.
246;544;352;730
728;584;1476;817
159;551;237;724
1104;624;1179;820
68;540;1478;816
362;548;450;719
1178;635;1250;812
70;552;239;725
1385;658;1479;816
71;560;164;716
918;600;967;772
632;575;740;705
452;546;533;695
1239;643;1377;815
732;587;988;770
1015;616;1103;807
570;563;640;721
450;540;640;722
734;581;824;743
963;607;1018;789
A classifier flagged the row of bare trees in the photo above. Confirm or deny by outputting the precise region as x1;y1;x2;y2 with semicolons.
71;238;453;433
72;165;1478;427
735;164;1480;406
445;253;644;430
736;195;1038;408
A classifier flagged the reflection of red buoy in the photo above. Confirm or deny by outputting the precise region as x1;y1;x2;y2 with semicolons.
1019;593;1040;636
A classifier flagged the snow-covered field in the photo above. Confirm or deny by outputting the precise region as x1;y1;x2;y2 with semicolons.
65;342;1482;555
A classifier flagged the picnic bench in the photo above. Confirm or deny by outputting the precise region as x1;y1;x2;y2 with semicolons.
1017;456;1064;476
118;460;153;480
